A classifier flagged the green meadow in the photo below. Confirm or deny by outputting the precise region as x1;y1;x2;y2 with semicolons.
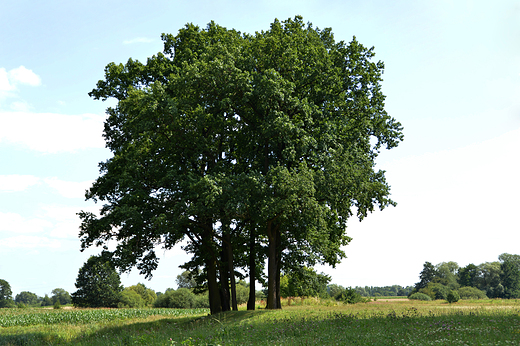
1;299;520;345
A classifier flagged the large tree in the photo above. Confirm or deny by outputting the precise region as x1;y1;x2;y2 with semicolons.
79;16;402;314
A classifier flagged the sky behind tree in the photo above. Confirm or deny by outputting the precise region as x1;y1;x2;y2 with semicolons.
1;0;519;297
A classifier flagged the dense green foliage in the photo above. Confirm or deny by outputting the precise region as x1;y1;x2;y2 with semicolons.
458;286;488;300
0;279;14;308
410;253;520;301
280;267;330;298
14;291;39;306
71;255;123;308
79;16;403;314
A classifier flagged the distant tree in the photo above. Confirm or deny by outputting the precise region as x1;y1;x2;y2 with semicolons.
153;288;195;308
414;262;437;292
422;282;449;300
327;284;345;298
235;281;249;305
176;271;198;289
119;290;146;308
435;262;459;289
0;279;14;308
51;288;71;305
125;283;157;306
397;287;414;296
71;254;123;308
475;262;502;298
458;263;479;288
15;291;39;306
41;294;53;307
498;253;520;269
500;260;520;299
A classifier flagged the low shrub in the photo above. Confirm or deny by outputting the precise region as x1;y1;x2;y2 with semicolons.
409;293;432;301
458;287;487;300
447;290;460;304
335;288;365;304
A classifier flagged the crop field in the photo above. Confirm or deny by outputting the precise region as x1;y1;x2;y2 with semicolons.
1;300;520;345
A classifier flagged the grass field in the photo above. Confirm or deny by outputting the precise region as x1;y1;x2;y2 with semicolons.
1;299;520;345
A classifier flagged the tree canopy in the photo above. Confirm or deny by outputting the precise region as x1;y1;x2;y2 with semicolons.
71;254;123;308
79;16;403;314
0;279;13;308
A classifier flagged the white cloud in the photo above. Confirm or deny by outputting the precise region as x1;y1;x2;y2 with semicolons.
0;174;40;192
0;212;52;234
0;111;106;153
0;68;15;92
8;66;42;87
0;66;41;94
44;177;92;199
0;235;60;249
123;37;154;44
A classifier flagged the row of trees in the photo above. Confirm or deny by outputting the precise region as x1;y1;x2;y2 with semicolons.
78;16;403;314
412;253;520;300
0;279;72;308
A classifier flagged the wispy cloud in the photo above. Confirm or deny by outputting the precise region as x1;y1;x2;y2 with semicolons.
123;37;154;45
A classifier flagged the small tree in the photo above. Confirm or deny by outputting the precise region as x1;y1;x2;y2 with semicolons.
0;279;14;308
71;254;123;308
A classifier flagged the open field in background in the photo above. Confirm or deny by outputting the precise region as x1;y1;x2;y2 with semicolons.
1;299;520;345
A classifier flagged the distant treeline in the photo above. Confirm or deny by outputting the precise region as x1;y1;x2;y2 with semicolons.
409;253;520;300
352;285;414;297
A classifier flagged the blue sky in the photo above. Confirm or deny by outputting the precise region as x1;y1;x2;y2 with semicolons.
1;0;519;298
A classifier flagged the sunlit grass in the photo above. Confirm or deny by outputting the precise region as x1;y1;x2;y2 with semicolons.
1;300;520;345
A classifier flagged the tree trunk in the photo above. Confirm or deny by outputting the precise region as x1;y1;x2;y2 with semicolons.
206;255;222;315
247;224;256;311
219;239;231;312
266;221;282;309
202;225;222;315
275;227;282;308
225;231;238;311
